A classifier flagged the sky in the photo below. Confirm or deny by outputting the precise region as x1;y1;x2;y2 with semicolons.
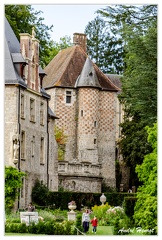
32;4;106;42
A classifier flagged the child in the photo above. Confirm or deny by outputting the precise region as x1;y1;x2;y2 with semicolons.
91;216;98;234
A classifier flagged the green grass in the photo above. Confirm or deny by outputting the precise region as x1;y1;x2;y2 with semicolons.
86;225;114;235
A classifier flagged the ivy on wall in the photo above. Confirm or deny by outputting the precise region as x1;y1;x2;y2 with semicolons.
54;126;67;160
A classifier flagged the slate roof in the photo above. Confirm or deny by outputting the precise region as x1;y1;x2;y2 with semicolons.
105;74;122;93
43;45;120;92
5;17;27;87
75;57;101;88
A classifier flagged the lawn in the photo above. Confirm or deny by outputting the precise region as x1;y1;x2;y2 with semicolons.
85;225;114;236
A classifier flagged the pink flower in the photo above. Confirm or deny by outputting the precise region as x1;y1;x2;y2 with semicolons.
68;201;76;205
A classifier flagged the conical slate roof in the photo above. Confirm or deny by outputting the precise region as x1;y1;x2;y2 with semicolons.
43;45;120;92
5;18;27;87
75;57;101;88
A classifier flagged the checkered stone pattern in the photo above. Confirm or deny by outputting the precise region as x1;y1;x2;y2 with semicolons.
78;88;99;136
53;88;77;161
77;88;99;163
98;91;117;188
99;91;116;132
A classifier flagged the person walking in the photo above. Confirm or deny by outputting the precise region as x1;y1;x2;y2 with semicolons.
91;216;98;234
82;209;90;233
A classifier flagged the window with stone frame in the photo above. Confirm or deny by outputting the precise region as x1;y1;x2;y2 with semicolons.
30;98;35;122
21;130;25;159
40;137;45;164
66;90;72;104
40;102;44;125
20;94;25;118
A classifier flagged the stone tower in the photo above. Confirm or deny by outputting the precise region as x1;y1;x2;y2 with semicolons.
76;57;101;165
43;33;120;192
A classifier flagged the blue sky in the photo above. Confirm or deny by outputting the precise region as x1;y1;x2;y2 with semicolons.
32;4;106;42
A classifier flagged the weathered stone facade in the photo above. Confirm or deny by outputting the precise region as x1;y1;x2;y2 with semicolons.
43;36;121;192
5;18;58;209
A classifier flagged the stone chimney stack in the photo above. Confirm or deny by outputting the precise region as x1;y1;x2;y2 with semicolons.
73;33;87;52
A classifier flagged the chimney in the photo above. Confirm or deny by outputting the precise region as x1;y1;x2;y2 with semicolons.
73;33;87;52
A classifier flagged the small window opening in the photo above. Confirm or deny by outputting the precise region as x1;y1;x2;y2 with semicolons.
89;71;93;76
81;110;83;116
94;139;97;144
66;91;72;103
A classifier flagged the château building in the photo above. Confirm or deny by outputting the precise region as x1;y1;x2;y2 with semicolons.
43;33;121;192
4;18;58;208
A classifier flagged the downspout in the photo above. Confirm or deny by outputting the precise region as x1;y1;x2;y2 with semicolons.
47;99;49;188
17;85;21;210
75;88;79;161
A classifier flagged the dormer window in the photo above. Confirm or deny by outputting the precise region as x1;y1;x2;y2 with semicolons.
89;71;93;77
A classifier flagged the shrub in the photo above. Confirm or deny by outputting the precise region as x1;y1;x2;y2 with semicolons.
74;213;82;234
123;196;137;222
5;223;28;233
5;219;74;235
5;166;26;211
91;203;111;225
31;179;49;206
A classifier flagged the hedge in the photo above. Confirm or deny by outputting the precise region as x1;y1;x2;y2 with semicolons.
5;220;74;235
33;191;136;210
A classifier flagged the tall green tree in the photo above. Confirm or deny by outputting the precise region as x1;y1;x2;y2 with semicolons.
97;5;157;186
133;123;157;234
43;35;72;65
85;15;124;74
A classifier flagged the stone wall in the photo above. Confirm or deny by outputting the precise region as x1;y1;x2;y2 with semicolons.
5;85;58;208
4;86;19;167
47;87;117;191
98;91;117;188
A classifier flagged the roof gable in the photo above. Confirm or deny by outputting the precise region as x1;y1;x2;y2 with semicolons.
43;45;87;88
43;44;120;92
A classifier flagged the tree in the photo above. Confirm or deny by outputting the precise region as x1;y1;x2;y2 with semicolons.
133;122;157;234
97;5;157;186
85;15;124;74
45;36;72;65
117;6;157;185
119;19;157;125
5;166;26;211
118;116;152;187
